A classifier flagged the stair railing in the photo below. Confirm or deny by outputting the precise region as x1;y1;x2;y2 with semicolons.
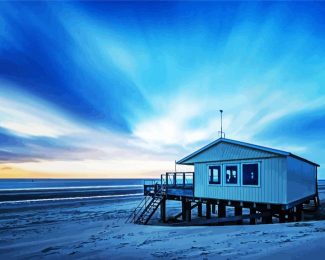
126;182;162;224
125;194;151;223
134;185;164;223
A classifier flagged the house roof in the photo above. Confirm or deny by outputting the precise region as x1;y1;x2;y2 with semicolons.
177;138;319;167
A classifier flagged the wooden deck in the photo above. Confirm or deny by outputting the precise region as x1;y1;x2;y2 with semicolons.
140;171;319;225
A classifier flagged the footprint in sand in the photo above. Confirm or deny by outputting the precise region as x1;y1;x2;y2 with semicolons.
138;239;163;246
287;222;313;228
151;251;173;258
313;227;325;232
41;246;60;254
116;242;129;249
113;234;125;239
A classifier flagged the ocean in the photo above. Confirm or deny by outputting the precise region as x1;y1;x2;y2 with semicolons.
1;179;323;206
0;179;158;205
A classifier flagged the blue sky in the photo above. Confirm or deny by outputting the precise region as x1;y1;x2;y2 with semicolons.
0;1;325;178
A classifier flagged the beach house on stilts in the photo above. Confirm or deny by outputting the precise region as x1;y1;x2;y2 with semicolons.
127;137;320;225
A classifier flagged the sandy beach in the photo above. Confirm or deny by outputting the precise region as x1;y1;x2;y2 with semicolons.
0;184;325;259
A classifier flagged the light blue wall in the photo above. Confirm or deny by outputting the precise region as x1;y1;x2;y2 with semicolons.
287;156;316;203
194;157;287;204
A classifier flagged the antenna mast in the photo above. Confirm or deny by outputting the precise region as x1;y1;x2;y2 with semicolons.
219;109;225;138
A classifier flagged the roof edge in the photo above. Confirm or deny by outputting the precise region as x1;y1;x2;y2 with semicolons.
177;138;319;167
289;153;320;167
177;138;289;164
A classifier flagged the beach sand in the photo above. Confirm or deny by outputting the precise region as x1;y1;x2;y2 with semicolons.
1;189;325;259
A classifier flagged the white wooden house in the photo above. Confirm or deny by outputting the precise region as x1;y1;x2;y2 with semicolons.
131;138;319;225
177;138;319;207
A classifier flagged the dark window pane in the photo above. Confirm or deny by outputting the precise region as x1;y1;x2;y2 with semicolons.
225;165;238;184
243;163;259;185
209;166;221;184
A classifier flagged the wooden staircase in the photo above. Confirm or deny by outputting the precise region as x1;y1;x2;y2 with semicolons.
126;184;165;225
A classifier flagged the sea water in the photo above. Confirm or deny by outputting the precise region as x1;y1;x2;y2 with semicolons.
0;179;158;204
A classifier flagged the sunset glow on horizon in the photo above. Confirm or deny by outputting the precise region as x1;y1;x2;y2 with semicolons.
1;1;325;179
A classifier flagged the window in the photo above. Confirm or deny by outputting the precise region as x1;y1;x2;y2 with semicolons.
209;166;221;184
225;165;238;184
242;163;259;186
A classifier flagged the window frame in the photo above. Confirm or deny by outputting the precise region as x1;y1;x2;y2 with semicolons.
223;163;240;186
241;161;261;187
208;164;222;185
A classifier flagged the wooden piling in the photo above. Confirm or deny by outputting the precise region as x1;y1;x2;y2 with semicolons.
288;208;294;222
185;201;192;222
234;206;243;224
160;197;166;223
197;202;202;217
181;200;186;221
250;208;256;224
218;202;226;218
234;206;242;223
296;204;303;221
206;202;211;219
212;204;216;214
262;211;273;224
279;210;286;223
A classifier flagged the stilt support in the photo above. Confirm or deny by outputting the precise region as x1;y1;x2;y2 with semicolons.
181;200;186;221
250;208;256;224
262;211;273;224
288;208;294;222
235;206;243;224
279;210;286;223
218;203;226;218
160;197;166;223
296;204;303;221
185;201;191;222
206;202;211;219
197;202;202;217
212;204;216;214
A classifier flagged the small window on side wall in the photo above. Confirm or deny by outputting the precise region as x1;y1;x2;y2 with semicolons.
242;163;259;186
225;165;238;184
209;166;221;184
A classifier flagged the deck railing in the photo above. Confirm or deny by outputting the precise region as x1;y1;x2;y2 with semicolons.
143;179;160;196
161;172;194;189
143;172;194;197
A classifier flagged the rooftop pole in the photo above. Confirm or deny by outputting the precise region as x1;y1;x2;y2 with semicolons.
219;109;224;138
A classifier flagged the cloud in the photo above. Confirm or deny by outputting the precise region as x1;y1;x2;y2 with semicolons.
256;106;325;143
0;1;325;178
0;127;103;163
0;2;149;133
